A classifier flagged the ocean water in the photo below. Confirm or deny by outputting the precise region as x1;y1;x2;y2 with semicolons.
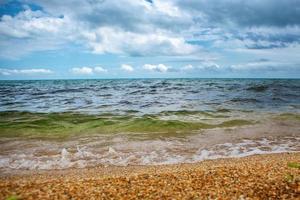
0;79;299;171
1;79;300;114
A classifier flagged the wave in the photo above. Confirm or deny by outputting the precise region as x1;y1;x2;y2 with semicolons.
230;98;261;103
0;137;298;170
2;110;299;139
0;111;254;139
246;85;268;92
1;79;299;114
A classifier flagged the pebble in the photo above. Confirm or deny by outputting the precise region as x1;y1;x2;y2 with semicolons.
0;153;299;199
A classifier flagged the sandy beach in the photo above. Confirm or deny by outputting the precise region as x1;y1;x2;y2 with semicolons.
1;153;299;199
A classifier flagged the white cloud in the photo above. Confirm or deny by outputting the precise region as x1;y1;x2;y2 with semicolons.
143;64;169;72
0;10;67;38
181;64;194;70
0;9;73;59
0;0;198;59
71;67;93;75
70;66;108;75
1;0;299;78
230;60;297;71
197;62;220;70
94;66;108;73
180;62;221;73
121;64;134;72
84;27;198;56
0;68;53;75
153;0;182;17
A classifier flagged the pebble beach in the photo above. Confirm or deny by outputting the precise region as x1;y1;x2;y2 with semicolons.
1;0;300;198
1;153;299;200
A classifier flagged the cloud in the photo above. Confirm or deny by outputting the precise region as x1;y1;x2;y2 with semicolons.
94;66;107;73
0;9;66;38
176;0;300;51
143;64;169;72
0;0;300;79
0;9;72;58
197;62;220;71
121;64;134;72
0;0;197;58
71;67;93;75
229;60;298;72
178;60;299;76
0;68;53;75
180;62;221;72
181;64;194;71
30;0;191;32
84;27;198;56
71;66;108;75
177;0;300;27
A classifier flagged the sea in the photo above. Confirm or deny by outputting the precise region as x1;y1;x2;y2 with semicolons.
0;79;299;171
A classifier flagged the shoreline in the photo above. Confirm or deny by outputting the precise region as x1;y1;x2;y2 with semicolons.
1;152;299;199
0;117;299;171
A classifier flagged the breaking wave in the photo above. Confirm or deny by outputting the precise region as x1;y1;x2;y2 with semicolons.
0;137;299;170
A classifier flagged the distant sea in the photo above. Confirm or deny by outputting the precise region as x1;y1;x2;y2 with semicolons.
0;79;299;171
1;78;300;114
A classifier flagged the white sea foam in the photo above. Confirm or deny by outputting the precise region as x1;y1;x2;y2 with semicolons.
0;137;299;171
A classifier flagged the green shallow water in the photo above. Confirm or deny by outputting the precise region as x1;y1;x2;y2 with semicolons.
0;111;257;139
1;111;299;140
275;113;300;121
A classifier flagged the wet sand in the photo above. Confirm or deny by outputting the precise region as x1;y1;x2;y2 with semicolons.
0;153;299;199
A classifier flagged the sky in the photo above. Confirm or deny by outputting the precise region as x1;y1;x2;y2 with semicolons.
0;0;300;79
